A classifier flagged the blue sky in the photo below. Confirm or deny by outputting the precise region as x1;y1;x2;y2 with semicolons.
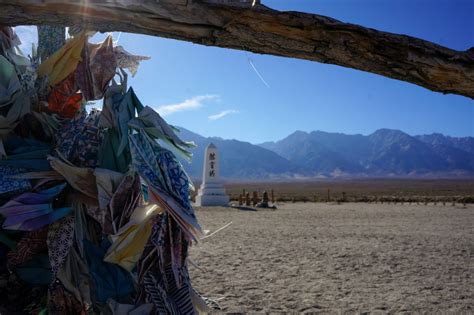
15;0;474;143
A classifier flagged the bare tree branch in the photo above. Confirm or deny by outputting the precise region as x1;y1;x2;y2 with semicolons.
1;0;473;98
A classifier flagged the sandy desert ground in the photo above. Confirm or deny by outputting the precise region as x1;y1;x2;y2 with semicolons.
189;203;473;313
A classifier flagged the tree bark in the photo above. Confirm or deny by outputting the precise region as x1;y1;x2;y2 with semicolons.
1;0;473;98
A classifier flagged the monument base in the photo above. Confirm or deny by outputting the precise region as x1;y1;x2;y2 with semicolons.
195;182;229;207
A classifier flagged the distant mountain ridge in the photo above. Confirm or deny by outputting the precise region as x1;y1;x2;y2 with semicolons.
174;127;474;180
175;128;299;180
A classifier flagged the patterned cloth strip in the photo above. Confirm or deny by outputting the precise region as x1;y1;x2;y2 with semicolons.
106;172;143;234
37;31;86;87
47;280;85;315
7;228;48;267
0;27;18;52
114;45;150;77
128;106;195;161
55;110;102;168
0;165;31;197
47;72;82;119
83;239;135;304
47;214;75;277
76;35;117;101
129;130;198;226
37;26;66;63
137;213;188;297
0;55;31;138
144;264;194;315
0;183;71;231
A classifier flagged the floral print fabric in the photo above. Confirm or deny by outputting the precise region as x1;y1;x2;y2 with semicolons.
47;214;75;276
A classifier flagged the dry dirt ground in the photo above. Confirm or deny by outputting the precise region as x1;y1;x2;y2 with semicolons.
189;203;473;313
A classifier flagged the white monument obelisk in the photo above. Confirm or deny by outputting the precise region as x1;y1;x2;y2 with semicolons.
195;143;229;206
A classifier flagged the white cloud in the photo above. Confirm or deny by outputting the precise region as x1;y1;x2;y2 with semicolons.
156;94;219;116
14;26;38;56
208;109;239;121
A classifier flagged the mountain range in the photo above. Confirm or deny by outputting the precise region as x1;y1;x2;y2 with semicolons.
174;128;474;180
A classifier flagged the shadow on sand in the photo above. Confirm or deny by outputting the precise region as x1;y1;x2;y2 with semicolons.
231;206;257;211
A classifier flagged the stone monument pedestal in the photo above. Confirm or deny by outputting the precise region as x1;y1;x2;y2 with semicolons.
195;143;229;207
196;182;229;206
